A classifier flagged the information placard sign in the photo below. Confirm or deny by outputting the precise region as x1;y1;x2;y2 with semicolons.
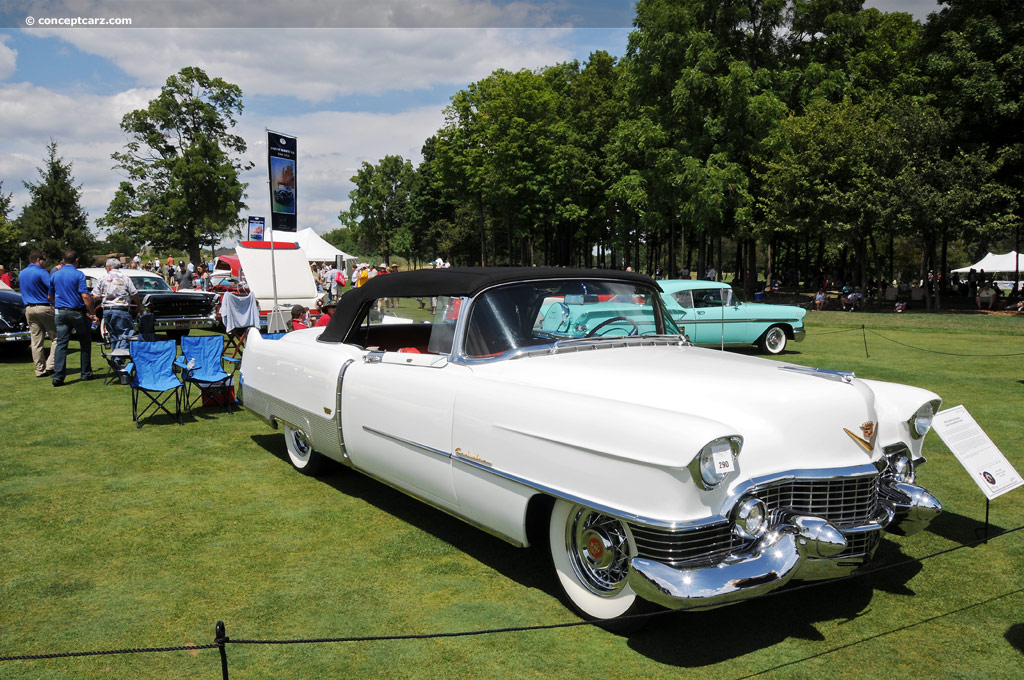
932;405;1022;500
248;216;265;241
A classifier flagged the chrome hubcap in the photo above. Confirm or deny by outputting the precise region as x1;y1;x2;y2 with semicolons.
566;506;632;596
767;329;784;351
291;429;311;458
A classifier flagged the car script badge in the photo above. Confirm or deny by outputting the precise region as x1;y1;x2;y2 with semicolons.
844;421;877;453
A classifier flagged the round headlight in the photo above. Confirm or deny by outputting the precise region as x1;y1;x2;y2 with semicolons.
696;437;741;488
911;401;937;438
733;498;767;541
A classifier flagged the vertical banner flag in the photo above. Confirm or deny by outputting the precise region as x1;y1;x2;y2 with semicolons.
267;131;297;232
248;216;265;241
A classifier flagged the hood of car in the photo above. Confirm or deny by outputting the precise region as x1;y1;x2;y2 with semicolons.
475;344;879;477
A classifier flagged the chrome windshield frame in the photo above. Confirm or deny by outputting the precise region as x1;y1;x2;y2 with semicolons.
448;277;683;366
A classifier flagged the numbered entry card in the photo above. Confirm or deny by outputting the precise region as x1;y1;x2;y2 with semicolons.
932;405;1023;500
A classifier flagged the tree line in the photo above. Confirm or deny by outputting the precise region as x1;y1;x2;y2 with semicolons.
2;1;1019;304
334;0;1022;302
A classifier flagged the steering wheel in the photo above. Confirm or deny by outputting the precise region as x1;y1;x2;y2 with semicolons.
586;316;639;337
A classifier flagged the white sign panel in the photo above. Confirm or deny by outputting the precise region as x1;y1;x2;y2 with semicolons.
932;405;1022;500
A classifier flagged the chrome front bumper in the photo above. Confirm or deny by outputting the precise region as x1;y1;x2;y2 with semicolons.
147;314;219;331
792;327;806;342
1;331;31;343
628;480;940;610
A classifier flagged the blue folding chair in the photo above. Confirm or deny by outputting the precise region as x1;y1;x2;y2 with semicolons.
175;335;240;414
129;340;183;428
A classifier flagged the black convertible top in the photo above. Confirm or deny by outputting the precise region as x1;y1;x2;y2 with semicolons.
319;266;657;344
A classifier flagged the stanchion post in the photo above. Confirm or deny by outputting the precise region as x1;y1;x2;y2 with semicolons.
975;499;991;544
862;324;869;358
215;620;229;680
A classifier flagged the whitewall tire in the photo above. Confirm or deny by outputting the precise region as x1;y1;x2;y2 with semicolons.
284;425;325;476
548;499;644;621
758;325;787;355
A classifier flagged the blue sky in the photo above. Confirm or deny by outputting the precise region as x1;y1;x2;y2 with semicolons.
0;1;940;242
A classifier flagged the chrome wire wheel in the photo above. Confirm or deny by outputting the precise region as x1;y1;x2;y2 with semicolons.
549;499;644;622
566;506;632;596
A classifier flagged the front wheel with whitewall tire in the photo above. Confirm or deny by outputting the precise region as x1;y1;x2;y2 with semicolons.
548;499;652;630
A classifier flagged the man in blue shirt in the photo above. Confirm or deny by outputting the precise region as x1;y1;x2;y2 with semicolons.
18;250;57;378
51;250;96;386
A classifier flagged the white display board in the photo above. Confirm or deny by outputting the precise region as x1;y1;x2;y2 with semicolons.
932;405;1022;500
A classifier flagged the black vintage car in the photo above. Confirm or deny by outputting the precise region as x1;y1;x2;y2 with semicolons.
81;268;220;340
0;287;30;346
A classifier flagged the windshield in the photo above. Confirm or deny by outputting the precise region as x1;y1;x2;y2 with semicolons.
133;276;173;293
463;279;678;358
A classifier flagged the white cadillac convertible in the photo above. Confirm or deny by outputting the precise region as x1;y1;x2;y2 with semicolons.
240;268;943;622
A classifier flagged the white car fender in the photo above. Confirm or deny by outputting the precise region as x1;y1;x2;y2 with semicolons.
451;377;741;535
859;378;941;459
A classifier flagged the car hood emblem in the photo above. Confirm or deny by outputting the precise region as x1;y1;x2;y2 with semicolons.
844;422;877;453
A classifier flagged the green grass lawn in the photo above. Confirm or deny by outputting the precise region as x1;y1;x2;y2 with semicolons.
1;312;1022;679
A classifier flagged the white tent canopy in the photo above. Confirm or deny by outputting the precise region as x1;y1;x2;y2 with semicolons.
951;251;1021;274
266;228;356;263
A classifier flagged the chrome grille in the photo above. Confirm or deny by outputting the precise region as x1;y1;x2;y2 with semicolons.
839;530;880;559
753;476;879;527
629;521;741;567
630;475;882;568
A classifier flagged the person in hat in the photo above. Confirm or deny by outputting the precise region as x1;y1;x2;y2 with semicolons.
315;299;336;327
290;304;309;331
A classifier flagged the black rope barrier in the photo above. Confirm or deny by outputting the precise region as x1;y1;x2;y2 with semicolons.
863;327;1024;357
1;524;1020;672
0;643;219;662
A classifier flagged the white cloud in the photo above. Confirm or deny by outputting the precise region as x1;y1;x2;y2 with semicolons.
0;81;444;235
237;107;446;231
0;35;16;80
34;27;574;102
2;17;625;240
18;0;563;29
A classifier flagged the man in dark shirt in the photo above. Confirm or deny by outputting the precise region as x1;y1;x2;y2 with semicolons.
19;250;57;377
51;250;96;386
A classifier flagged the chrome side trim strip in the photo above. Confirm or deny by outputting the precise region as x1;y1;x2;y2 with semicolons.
357;426;884;533
335;359;354;464
362;426;452;462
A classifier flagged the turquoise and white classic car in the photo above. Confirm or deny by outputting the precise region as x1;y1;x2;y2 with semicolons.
660;279;807;354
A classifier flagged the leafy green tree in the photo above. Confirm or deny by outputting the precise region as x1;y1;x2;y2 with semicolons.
343;155;416;266
18;140;93;263
924;0;1023;255
407;136;473;266
322;225;360;259
545;52;625;266
624;0;788;289
0;180;18;269
101;66;251;264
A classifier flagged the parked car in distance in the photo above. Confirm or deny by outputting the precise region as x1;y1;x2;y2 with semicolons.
660;279;807;354
240;267;943;625
0;285;30;346
80;267;219;339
